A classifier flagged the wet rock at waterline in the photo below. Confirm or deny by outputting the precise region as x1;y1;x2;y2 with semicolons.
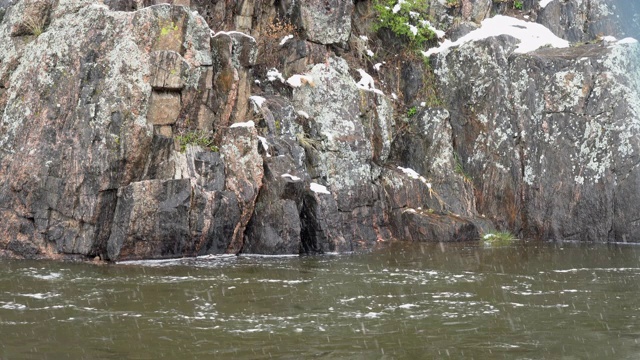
0;0;639;260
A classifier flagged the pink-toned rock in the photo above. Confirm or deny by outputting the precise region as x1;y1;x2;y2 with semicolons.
10;0;50;37
149;51;189;90
209;31;257;139
155;125;173;137
220;124;263;254
0;2;214;260
147;91;181;125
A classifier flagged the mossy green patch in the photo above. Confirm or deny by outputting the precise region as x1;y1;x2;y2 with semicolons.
160;21;178;37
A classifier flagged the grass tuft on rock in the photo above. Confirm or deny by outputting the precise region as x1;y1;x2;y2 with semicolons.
482;231;516;246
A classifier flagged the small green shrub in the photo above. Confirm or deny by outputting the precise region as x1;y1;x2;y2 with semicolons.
406;106;418;117
24;14;45;37
373;0;436;49
513;0;523;10
445;0;460;7
483;231;516;245
175;130;218;153
453;152;472;184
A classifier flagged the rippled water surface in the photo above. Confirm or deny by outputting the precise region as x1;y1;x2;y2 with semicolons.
2;241;640;359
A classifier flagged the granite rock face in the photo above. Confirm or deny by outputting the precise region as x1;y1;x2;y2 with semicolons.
432;35;640;241
0;2;244;260
296;0;353;45
0;0;638;260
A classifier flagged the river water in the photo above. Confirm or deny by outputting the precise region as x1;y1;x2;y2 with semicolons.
1;241;639;359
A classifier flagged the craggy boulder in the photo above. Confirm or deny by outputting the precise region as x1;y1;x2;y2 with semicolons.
219;123;264;253
296;0;353;45
396;209;479;243
434;35;525;230
107;179;193;260
291;58;394;251
389;108;477;217
243;147;306;254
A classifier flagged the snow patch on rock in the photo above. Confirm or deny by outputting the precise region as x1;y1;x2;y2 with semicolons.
230;121;255;128
310;182;331;194
423;15;569;57
356;69;384;95
539;0;554;8
286;74;314;87
281;173;301;181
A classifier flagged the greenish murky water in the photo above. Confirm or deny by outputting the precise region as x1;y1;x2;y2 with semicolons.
2;241;640;359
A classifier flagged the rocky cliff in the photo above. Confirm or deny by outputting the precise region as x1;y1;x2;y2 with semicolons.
0;0;638;260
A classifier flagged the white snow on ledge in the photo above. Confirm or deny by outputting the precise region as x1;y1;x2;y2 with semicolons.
310;182;331;195
423;15;569;57
257;136;270;156
398;166;420;179
356;69;384;95
212;31;256;43
539;0;553;8
397;166;432;188
249;95;266;111
590;36;637;46
267;68;285;83
281;173;301;181
230;120;255;128
286;74;314;87
617;37;638;45
421;20;446;39
279;34;294;46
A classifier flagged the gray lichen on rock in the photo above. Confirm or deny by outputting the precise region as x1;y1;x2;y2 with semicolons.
0;0;639;260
